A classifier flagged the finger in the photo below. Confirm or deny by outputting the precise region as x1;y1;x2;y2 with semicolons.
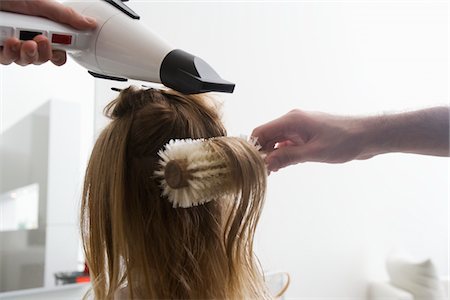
266;145;317;171
29;0;97;30
51;50;67;66
0;38;21;65
275;140;296;148
33;35;52;65
16;40;38;66
252;115;297;151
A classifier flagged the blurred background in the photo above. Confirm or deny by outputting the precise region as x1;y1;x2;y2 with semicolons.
0;1;448;299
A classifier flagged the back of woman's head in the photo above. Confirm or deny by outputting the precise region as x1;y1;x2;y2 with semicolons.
81;87;269;299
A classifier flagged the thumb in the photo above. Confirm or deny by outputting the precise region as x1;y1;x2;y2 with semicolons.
266;145;316;171
31;1;97;30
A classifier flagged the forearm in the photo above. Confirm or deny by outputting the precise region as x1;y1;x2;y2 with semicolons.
358;107;450;158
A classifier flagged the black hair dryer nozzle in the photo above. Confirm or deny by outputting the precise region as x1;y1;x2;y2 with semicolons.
160;49;235;94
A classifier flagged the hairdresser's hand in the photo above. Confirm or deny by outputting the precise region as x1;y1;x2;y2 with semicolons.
0;0;97;66
252;107;450;171
252;109;369;171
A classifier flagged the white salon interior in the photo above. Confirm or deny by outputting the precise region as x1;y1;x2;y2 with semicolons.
0;1;448;299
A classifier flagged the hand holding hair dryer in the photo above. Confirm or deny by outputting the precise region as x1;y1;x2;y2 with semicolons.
0;0;235;94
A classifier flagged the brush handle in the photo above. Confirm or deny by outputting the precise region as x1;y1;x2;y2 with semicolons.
164;159;191;189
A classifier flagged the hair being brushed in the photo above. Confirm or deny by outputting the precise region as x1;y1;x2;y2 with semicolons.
81;86;270;299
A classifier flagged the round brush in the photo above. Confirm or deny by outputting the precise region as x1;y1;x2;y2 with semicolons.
154;137;260;208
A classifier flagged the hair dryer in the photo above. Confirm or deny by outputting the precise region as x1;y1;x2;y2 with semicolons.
0;0;235;94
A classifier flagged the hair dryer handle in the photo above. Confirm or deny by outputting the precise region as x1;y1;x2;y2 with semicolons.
0;11;93;51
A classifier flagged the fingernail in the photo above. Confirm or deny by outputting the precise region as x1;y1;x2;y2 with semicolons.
26;48;37;57
52;53;62;62
84;16;97;25
51;52;66;66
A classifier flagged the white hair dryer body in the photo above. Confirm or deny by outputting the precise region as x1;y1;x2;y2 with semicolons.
0;0;234;94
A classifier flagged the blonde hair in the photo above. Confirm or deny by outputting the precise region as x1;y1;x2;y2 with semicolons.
81;87;269;299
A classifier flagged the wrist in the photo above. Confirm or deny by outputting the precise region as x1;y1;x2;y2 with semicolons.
351;115;395;159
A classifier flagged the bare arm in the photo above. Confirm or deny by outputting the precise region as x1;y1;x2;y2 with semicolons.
252;106;449;171
360;106;449;157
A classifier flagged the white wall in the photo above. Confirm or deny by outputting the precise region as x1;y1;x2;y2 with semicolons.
0;49;95;210
119;1;448;299
0;50;95;293
0;106;49;292
0;53;94;167
43;100;83;288
0;100;83;292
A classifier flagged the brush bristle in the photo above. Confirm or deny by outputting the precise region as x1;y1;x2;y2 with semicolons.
155;139;232;208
